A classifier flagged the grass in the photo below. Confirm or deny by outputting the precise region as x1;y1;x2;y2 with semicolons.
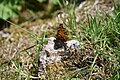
62;0;120;80
0;0;120;80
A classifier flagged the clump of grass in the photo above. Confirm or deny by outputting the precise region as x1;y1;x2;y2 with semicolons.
63;1;120;80
0;20;47;79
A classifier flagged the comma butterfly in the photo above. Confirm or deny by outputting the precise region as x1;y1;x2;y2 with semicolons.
54;24;68;49
56;24;68;42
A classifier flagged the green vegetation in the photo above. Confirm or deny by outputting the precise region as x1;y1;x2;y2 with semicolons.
0;0;120;80
0;0;61;20
63;1;120;79
0;0;21;19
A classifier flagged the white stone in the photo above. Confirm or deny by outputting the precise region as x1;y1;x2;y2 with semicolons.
42;37;56;52
66;40;80;49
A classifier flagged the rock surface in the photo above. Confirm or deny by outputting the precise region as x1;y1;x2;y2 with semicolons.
38;37;80;79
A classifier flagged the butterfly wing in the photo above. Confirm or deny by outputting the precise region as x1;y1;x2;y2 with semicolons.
54;24;68;49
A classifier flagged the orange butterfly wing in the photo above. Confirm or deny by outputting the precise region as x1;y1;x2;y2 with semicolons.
56;24;68;42
54;24;68;49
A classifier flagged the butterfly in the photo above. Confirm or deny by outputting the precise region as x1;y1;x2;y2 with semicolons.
56;24;68;42
54;24;68;49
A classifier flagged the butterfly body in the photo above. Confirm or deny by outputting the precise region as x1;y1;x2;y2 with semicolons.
54;24;68;49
